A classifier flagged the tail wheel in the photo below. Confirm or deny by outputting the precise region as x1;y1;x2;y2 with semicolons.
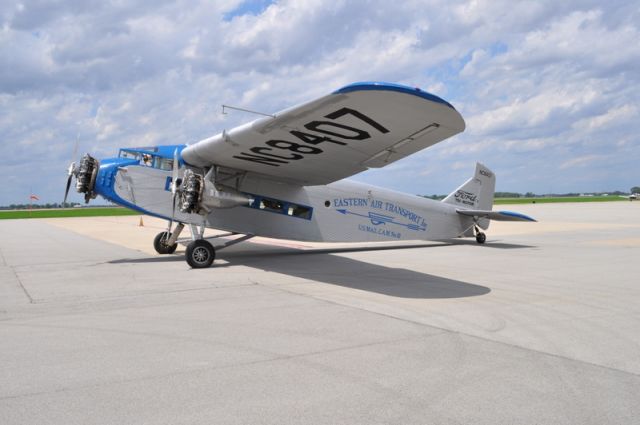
475;232;486;244
153;231;178;254
186;240;215;268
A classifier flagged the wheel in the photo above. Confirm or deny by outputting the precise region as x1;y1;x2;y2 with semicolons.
185;240;215;268
153;231;178;254
475;232;486;244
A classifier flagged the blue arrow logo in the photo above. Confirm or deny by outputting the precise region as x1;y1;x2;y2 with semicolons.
336;209;426;231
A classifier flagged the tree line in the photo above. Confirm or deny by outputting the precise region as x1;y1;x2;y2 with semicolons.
0;202;82;210
422;188;639;199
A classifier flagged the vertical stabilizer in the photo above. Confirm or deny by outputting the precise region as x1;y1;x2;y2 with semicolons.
442;163;496;211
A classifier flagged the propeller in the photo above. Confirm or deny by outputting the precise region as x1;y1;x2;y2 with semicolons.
168;148;180;231
63;162;77;207
63;135;79;207
63;135;99;206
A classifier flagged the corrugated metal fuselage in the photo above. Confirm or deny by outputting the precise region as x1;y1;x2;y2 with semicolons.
104;164;472;243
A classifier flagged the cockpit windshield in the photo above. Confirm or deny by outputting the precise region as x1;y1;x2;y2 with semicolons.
118;149;174;171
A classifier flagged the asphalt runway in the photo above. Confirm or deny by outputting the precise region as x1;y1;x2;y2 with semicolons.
1;202;639;424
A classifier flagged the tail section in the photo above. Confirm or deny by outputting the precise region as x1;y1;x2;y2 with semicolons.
442;162;495;211
442;163;536;240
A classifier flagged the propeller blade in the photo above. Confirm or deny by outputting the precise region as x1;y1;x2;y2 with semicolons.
171;148;179;195
63;174;73;206
170;190;177;226
63;135;79;208
168;148;180;232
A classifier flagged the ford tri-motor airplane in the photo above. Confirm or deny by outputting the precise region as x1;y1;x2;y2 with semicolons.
64;82;535;268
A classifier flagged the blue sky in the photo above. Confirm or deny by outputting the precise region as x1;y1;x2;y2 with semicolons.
224;0;274;21
1;0;639;204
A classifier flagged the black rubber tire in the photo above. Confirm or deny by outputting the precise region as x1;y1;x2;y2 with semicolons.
153;231;178;254
185;240;215;268
476;232;486;244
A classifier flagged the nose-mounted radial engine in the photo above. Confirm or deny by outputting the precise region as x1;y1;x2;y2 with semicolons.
64;153;99;204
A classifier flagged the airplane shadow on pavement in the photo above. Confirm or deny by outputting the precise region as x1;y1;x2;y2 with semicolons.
107;240;518;299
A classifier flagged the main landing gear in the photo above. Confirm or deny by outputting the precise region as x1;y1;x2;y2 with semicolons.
185;239;215;268
153;222;254;269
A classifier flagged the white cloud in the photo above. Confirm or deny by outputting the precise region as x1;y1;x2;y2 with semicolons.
560;154;603;170
577;104;637;131
1;0;639;204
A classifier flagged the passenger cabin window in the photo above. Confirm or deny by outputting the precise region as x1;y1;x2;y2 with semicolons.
260;199;284;213
245;194;313;220
288;205;312;219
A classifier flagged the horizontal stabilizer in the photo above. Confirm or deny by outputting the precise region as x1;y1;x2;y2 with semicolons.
456;209;537;222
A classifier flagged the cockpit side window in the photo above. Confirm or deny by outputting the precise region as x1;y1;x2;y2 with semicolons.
157;158;174;171
119;150;140;160
142;154;153;166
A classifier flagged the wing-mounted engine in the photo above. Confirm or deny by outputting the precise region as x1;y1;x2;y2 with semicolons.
178;168;252;215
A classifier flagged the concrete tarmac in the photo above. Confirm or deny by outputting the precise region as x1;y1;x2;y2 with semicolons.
1;202;639;424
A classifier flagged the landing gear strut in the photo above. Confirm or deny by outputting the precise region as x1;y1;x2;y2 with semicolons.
153;223;184;254
154;220;254;269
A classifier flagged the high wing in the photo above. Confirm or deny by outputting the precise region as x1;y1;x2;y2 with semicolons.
181;82;465;186
456;209;537;222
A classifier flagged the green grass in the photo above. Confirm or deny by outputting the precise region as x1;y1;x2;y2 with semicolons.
494;196;627;205
1;196;628;219
0;207;141;219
